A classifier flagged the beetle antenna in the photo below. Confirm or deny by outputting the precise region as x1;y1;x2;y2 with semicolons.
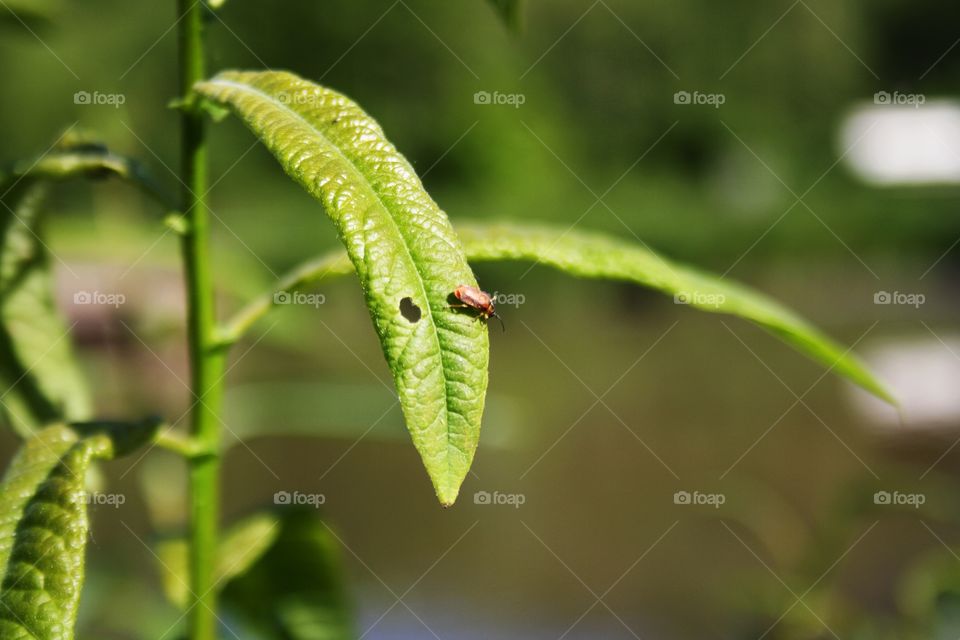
492;313;505;333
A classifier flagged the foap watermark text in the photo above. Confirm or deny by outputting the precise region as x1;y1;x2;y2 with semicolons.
274;291;326;308
874;291;924;308
74;91;126;108
674;490;725;509
490;291;526;308
874;490;925;508
81;492;126;508
674;90;725;108
274;490;326;507
474;91;525;108
74;290;125;308
874;91;925;108
474;490;525;508
675;291;726;308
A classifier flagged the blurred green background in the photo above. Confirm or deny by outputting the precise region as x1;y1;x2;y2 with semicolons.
3;0;960;637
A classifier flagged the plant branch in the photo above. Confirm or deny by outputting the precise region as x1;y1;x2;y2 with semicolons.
178;2;224;639
217;250;352;346
155;427;212;458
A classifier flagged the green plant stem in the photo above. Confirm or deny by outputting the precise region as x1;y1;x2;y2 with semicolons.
178;2;224;639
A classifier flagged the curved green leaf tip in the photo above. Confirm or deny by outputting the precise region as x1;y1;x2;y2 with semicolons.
0;420;158;640
194;70;490;506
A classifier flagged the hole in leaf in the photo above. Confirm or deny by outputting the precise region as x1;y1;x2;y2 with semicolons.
399;297;421;323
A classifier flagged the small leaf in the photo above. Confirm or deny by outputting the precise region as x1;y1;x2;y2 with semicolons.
0;420;158;640
899;547;960;622
195;70;489;506
455;221;894;403
221;510;354;640
157;510;354;640
12;135;173;207
157;513;280;609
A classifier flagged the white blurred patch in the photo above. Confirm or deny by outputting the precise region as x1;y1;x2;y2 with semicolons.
849;337;960;431
841;101;960;185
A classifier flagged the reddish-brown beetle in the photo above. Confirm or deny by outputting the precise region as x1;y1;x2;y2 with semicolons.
451;284;504;332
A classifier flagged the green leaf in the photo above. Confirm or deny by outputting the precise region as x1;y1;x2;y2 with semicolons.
157;510;354;640
0;136;173;438
231;220;893;404
899;547;960;627
0;0;60;30
486;0;524;31
455;221;894;403
0;180;90;438
11;134;173;207
220;510;354;640
195;70;489;506
157;512;280;609
0;420;158;640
